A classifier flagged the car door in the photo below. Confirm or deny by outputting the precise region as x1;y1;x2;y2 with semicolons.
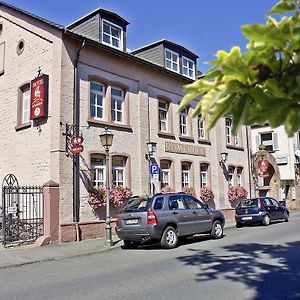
269;198;285;219
263;197;277;220
168;195;192;236
183;195;211;234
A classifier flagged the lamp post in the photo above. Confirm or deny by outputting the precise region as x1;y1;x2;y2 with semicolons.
99;127;114;247
219;151;229;181
146;141;157;195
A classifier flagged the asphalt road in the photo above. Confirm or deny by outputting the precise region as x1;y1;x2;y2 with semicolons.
0;215;299;300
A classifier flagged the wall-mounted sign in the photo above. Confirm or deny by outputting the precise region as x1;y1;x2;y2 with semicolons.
258;159;269;178
71;136;84;145
165;141;206;156
30;74;49;120
71;145;84;154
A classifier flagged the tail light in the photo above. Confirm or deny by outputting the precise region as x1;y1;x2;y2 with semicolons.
147;209;157;225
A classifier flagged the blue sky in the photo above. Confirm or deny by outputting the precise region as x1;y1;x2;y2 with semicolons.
3;0;278;73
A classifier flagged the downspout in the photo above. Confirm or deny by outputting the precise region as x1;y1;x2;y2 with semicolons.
245;126;252;198
73;39;85;242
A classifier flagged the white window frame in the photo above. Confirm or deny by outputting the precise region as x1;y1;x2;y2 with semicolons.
237;167;243;186
182;56;195;79
180;107;188;136
182;163;190;187
102;20;123;50
22;87;30;124
159;100;168;132
228;166;235;186
259;132;278;152
198;116;207;140
165;49;179;73
111;87;124;124
90;82;105;120
160;160;171;188
112;156;126;186
91;155;106;187
225;118;232;144
200;164;208;188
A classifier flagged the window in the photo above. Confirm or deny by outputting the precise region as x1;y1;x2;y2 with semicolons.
182;57;195;79
154;197;164;210
111;87;124;123
112;156;126;186
165;49;179;73
258;132;278;152
159;100;169;132
198;116;207;140
102;21;122;49
90;82;105;120
180;107;188;136
237;167;243;186
181;162;190;187
91;154;106;187
184;195;203;209
228;166;235;186
18;84;31;125
225;118;232;144
169;195;185;210
225;118;240;146
200;164;208;188
160;160;171;188
0;42;4;75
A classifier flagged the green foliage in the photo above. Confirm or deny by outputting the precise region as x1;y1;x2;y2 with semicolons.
179;0;300;137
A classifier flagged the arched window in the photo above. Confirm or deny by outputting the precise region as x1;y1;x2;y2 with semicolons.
91;154;106;187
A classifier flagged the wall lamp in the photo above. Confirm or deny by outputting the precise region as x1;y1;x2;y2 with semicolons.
219;151;228;166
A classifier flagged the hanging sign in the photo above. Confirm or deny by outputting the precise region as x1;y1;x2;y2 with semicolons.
71;145;84;154
30;74;49;120
258;159;269;178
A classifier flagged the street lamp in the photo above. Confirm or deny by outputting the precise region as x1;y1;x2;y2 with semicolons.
145;141;157;195
99;127;114;247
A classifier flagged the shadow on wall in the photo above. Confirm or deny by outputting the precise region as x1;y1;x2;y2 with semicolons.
177;241;300;299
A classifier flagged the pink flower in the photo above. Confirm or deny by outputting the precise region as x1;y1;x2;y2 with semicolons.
161;186;175;194
228;186;248;202
182;186;196;196
200;187;215;202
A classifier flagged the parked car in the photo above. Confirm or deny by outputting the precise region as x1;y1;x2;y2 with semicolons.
115;192;225;249
235;197;289;227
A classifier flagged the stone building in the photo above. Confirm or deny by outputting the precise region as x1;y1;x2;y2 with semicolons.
0;2;251;242
250;125;300;209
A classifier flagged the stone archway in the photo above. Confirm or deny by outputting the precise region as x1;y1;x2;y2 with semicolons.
252;147;281;199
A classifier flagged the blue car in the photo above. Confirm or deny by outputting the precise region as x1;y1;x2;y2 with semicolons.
235;197;289;227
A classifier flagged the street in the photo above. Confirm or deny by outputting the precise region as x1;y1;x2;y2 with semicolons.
0;215;299;300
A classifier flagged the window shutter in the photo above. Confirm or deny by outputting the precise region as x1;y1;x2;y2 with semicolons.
255;135;260;151
272;133;278;150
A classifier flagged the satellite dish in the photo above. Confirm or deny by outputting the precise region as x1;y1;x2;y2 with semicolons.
295;149;300;158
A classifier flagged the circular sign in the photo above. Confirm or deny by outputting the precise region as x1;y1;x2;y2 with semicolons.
34;107;41;117
71;136;84;145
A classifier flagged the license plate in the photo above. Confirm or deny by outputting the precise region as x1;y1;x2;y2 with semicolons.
125;219;139;225
242;216;252;220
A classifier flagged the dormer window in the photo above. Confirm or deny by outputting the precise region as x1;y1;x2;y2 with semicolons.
102;20;122;49
165;49;179;73
182;56;195;79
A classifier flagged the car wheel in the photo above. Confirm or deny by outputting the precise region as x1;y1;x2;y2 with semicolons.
284;211;289;222
210;220;224;239
160;226;178;249
123;240;140;249
262;214;270;226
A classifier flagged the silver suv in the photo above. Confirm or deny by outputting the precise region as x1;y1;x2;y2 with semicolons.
115;192;225;249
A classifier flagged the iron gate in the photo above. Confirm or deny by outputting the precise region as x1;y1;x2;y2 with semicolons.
1;174;44;246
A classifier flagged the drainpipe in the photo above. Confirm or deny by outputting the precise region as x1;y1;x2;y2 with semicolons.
73;39;85;242
246;126;252;198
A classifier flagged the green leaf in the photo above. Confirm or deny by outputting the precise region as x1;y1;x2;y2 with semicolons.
231;94;250;136
267;1;296;16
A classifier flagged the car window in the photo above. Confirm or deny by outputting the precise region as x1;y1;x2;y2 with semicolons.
168;195;185;210
153;197;164;210
238;199;258;208
123;197;150;212
262;198;272;206
269;198;278;207
183;195;203;209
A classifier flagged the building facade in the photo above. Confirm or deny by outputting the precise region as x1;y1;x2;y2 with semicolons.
250;125;300;209
0;2;251;242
